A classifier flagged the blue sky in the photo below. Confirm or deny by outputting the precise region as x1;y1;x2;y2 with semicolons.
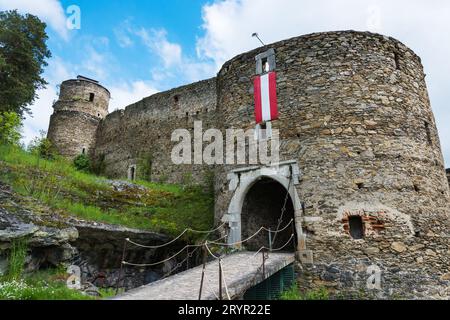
0;0;449;166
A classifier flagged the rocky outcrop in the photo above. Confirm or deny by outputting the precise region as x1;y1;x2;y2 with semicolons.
0;181;190;290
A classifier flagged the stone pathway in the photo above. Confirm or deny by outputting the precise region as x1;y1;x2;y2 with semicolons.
115;251;295;300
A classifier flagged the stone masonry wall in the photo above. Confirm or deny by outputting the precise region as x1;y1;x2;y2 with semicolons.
93;78;217;185
48;79;110;159
50;30;449;299
214;31;449;299
47;111;101;158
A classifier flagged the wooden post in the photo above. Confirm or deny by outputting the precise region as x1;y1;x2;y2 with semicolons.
268;228;272;252
186;246;190;270
219;258;223;300
291;221;297;252
198;245;207;300
262;250;266;279
116;239;127;295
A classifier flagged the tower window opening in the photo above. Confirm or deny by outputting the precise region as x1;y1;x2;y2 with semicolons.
89;93;95;102
424;121;432;146
356;182;364;189
82;148;86;155
394;52;400;70
174;95;179;104
348;216;364;239
262;57;269;73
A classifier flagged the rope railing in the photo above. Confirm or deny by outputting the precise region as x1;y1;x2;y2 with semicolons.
117;172;298;299
162;233;228;278
262;218;293;233
125;222;227;249
122;243;204;267
252;233;295;257
208;218;293;247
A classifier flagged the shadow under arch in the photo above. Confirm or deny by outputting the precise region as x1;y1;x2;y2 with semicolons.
242;177;297;251
224;170;303;252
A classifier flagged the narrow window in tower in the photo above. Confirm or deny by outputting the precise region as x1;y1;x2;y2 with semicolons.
261;57;269;73
89;93;95;102
394;52;400;70
424;121;432;145
174;95;179;104
82;148;86;155
348;216;364;239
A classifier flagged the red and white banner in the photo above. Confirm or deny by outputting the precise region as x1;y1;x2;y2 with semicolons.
254;71;278;124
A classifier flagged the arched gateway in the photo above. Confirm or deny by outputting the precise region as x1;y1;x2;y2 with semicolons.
222;161;304;252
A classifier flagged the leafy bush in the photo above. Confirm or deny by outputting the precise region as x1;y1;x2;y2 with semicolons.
27;130;56;160
0;111;22;145
73;154;90;172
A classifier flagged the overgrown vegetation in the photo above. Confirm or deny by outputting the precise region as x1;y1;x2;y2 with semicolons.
0;111;21;145
137;152;153;181
0;259;111;300
279;283;329;300
3;239;28;281
0;144;214;238
27;130;56;160
73;153;90;172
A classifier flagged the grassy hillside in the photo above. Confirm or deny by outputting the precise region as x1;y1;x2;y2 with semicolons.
0;145;214;238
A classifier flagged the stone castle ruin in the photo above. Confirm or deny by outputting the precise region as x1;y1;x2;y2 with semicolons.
48;31;449;298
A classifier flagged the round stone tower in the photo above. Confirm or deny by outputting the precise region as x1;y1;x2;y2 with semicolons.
214;31;449;298
47;75;110;159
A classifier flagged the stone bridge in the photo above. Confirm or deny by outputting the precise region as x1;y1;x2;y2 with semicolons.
115;251;295;300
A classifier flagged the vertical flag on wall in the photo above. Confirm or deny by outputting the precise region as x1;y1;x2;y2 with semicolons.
254;71;278;124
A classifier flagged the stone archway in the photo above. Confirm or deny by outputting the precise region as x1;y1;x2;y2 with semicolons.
222;161;303;251
241;177;297;251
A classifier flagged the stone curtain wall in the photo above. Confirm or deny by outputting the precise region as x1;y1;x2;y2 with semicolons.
47;79;110;159
214;31;449;298
51;30;449;298
93;78;217;185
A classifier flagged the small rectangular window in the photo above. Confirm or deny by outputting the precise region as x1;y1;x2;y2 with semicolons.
89;93;95;102
394;52;400;70
349;216;364;239
261;57;269;73
424;121;432;145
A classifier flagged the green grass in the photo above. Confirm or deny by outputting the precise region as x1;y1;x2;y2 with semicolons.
0;144;214;239
0;244;98;300
4;239;28;281
279;283;330;300
0;268;116;300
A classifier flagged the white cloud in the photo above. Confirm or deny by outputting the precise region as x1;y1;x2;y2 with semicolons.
108;81;159;111
21;56;71;145
0;0;69;40
196;0;450;165
137;28;182;68
82;47;108;80
114;20;135;48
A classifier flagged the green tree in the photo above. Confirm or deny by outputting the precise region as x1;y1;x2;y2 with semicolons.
0;10;51;117
0;111;22;145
